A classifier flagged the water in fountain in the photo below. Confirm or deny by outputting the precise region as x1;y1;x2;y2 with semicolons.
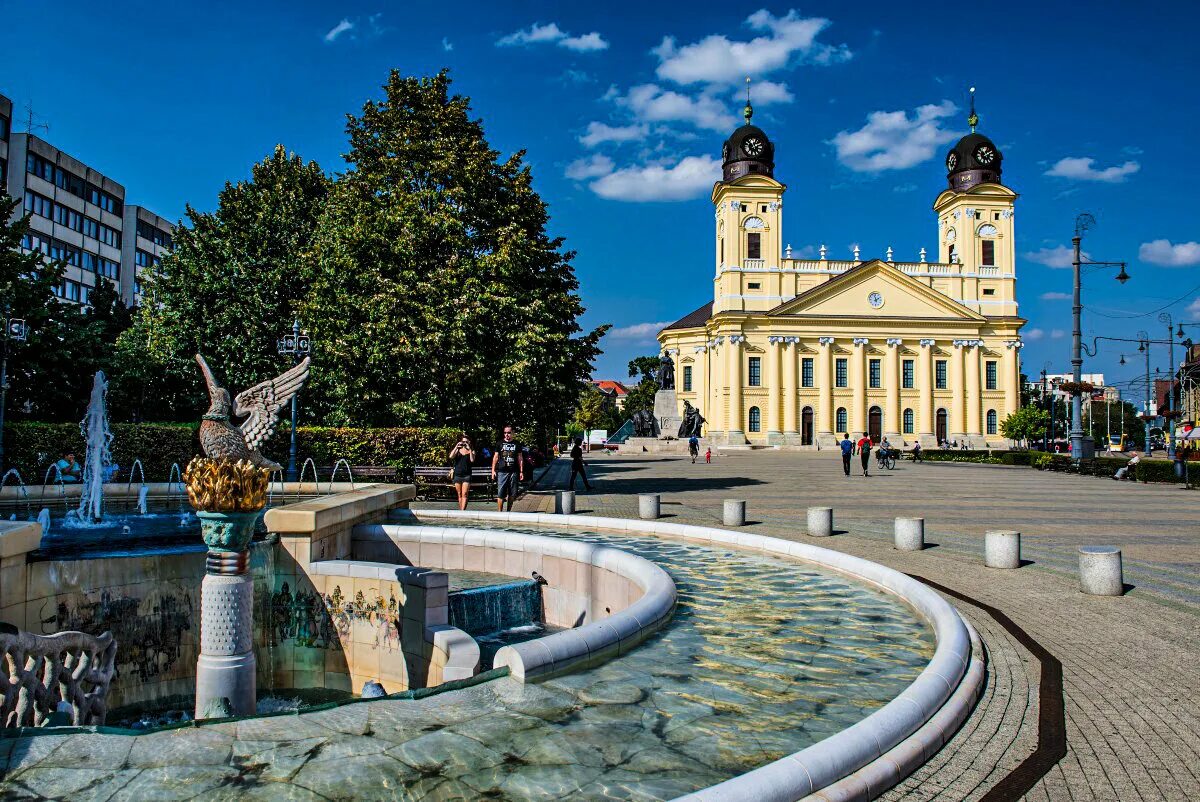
41;464;68;512
137;486;149;515
77;371;113;523
166;463;184;510
36;508;50;536
297;458;319;500
329;458;355;492
1;468;31;520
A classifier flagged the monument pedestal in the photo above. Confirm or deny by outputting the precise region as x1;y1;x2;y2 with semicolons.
654;389;683;439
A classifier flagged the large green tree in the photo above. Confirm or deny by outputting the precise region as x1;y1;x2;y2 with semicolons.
622;355;661;417
111;146;330;421
302;70;604;444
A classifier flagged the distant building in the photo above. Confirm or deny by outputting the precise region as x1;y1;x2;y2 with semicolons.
592;380;630;409
1;92;173;307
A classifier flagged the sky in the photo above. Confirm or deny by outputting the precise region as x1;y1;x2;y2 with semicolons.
4;0;1198;403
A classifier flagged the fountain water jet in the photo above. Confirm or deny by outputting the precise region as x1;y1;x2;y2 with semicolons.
78;371;113;523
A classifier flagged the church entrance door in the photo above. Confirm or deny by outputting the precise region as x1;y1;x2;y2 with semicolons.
801;407;814;445
936;408;948;444
868;406;883;442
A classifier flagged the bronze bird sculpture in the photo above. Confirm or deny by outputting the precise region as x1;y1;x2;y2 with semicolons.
196;354;310;471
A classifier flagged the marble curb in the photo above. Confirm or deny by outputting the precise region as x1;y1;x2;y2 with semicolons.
405;507;979;802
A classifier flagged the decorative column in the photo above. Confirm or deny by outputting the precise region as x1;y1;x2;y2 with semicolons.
766;336;783;444
885;338;902;439
817;337;834;438
782;338;798;443
951;340;967;438
693;344;709;435
726;334;745;444
918;339;935;441
1004;340;1023;421
966;340;983;437
851;338;869;435
708;337;724;439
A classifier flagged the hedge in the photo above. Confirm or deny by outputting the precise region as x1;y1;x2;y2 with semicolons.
919;449;1000;463
1134;459;1184;484
999;452;1034;466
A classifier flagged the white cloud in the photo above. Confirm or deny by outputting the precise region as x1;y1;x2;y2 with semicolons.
580;122;647;148
565;154;615;181
589;155;721;202
607;322;673;341
730;79;793;105
1024;328;1045;341
1045;157;1140;183
442;37;453;52
1024;245;1082;269
497;22;608;52
620;84;735;132
1187;298;1200;321
830;101;958;172
1138;239;1200;267
1040;291;1072;301
1050;329;1067;339
653;10;850;85
324;18;354;43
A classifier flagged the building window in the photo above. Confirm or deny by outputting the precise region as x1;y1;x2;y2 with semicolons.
746;232;761;260
801;358;814;387
987;409;998;435
903;408;914;434
747;282;761;290
720;238;724;263
23;192;53;219
97;257;120;280
683;365;692;392
869;359;881;388
98;225;121;248
748;406;761;433
902;359;914;389
983;288;995;296
948;244;957;263
986;361;998;390
981;240;996;266
935;360;947;389
82;217;100;239
836;407;848;433
835;358;848;388
748;356;761;387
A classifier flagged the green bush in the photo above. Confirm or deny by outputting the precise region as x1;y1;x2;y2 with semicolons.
1134;459;1183;484
920;449;997;463
1000;452;1034;466
1032;453;1053;470
4;421;199;485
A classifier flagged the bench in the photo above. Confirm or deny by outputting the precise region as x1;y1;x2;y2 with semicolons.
413;466;497;499
315;465;399;483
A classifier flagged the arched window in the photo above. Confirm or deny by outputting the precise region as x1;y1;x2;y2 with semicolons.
743;216;765;229
748;406;761;433
948;244;957;263
977;224;998;236
835;407;848;434
987;409;998;435
903;408;915;434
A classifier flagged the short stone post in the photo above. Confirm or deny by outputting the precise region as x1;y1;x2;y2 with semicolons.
894;517;925;551
984;530;1021;569
723;500;746;527
1079;546;1124;596
639;493;660;520
555;490;576;515
807;506;833;537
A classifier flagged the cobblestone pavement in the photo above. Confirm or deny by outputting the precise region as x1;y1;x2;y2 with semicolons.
518;451;1200;801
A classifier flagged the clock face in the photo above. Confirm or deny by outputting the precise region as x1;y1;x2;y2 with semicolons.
974;144;996;165
868;291;884;309
946;151;958;171
742;137;764;157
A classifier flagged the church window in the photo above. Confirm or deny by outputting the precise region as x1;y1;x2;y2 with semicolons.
748;406;761;433
902;360;914;388
986;409;998;435
720;239;724;263
801;358;814;387
683;366;692;392
948;244;957;263
983;288;995;296
869;359;881;388
747;282;761;289
743;217;765;229
835;358;848;388
977;224;998;236
975;211;981;220
994;212;1001;221
746;233;761;259
740;203;747;212
986;361;998;390
748;357;761;386
903;408;914;434
981;240;996;266
836;407;848;433
760;204;768;213
935;360;948;389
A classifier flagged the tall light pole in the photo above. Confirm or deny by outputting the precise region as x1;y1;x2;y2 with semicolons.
1138;332;1153;457
1160;313;1177;458
277;320;312;482
1069;213;1129;461
0;313;29;473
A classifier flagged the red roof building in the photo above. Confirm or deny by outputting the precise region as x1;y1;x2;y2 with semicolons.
592;380;630;409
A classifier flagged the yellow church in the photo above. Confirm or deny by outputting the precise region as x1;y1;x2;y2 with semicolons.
658;98;1025;448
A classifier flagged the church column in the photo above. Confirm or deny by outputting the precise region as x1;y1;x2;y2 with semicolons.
1003;340;1022;421
885;338;902;438
918;339;935;440
966;341;983;438
951;341;966;438
817;337;834;437
782;339;798;442
767;337;782;444
851;338;868;435
694;345;709;436
726;335;745;443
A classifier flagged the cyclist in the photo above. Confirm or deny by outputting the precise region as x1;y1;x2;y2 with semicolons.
877;437;892;470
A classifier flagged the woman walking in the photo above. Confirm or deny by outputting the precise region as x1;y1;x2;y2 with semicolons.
448;434;475;511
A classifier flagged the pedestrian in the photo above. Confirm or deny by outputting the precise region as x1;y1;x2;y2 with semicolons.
839;433;853;476
704;447;712;464
448;434;475;511
568;437;591;491
856;432;873;476
912;441;923;462
688;434;700;463
56;451;81;483
490;425;526;511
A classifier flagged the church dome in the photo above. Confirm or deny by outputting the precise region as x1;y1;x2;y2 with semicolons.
721;86;774;181
945;90;1002;191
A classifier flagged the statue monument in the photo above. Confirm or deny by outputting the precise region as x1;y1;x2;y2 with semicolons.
677;401;706;439
625;351;706;452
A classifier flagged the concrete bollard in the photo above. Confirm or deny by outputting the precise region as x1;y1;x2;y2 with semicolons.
894;517;925;551
639;493;660;520
555;490;576;515
984;530;1021;569
1079;546;1124;596
723;500;746;527
807;506;833;537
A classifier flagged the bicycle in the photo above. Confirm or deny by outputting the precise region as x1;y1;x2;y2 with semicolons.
877;448;898;470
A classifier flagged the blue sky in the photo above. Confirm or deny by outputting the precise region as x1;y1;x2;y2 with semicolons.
4;1;1198;400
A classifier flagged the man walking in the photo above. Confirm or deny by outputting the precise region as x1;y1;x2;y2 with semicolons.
568;437;591;491
856;432;873;476
491;425;526;511
688;434;700;463
839;433;854;476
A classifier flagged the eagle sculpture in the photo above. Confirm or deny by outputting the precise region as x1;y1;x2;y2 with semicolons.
195;354;310;471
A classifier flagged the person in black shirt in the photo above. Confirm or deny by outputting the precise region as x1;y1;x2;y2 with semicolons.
447;434;475;511
568;438;592;491
491;425;526;511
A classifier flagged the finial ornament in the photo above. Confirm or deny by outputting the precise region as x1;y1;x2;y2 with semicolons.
968;86;978;133
744;77;753;123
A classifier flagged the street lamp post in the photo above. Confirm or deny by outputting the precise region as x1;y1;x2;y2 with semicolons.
0;313;29;473
1138;332;1153;457
1069;213;1129;461
277;320;312;482
1161;313;1176;458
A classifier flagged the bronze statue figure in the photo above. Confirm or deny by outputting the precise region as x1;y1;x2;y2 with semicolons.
678;401;706;438
658;353;675;391
196;354;310;471
632;409;657;438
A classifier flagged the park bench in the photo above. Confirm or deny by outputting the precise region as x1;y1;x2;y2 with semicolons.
413;466;497;499
315;465;399;483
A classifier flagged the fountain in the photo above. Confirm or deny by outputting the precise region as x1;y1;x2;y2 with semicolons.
78;371;113;522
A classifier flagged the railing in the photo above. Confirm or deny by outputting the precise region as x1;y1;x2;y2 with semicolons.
742;259;766;270
0;630;117;727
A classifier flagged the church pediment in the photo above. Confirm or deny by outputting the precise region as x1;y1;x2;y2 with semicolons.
767;260;986;322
